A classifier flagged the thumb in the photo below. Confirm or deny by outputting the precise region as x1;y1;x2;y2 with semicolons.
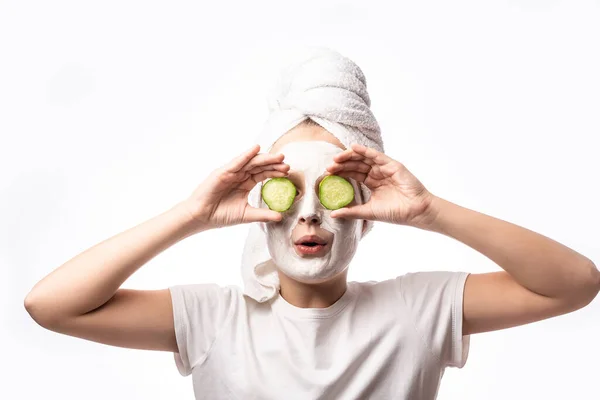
244;206;283;224
330;204;372;220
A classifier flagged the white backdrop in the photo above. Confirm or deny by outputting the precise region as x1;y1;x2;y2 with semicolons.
2;1;599;399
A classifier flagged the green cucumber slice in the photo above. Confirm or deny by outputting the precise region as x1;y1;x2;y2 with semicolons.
261;177;297;212
319;175;355;210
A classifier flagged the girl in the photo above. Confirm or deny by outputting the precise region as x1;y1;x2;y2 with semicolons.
25;50;599;400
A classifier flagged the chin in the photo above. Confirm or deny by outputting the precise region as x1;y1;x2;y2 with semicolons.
276;259;348;284
267;238;359;284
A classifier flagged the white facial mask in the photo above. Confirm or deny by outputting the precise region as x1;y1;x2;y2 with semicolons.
260;140;363;283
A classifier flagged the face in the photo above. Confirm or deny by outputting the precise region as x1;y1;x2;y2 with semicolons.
260;139;364;284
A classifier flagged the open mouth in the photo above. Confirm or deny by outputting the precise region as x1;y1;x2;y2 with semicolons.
294;241;329;255
301;242;321;247
293;234;330;255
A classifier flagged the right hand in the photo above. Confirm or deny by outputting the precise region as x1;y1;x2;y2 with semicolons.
182;144;290;230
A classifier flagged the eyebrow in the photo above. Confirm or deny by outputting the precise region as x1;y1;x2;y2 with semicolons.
288;170;329;190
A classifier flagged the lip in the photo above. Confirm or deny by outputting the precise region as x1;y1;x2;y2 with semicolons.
293;235;329;256
294;242;329;256
294;235;327;245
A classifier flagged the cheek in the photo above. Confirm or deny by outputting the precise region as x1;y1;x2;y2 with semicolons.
322;213;359;236
266;210;298;234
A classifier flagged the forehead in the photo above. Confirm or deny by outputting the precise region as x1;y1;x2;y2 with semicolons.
277;140;342;172
269;122;346;154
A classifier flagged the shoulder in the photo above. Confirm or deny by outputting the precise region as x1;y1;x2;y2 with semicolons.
394;271;469;312
396;271;469;293
351;271;469;311
168;283;248;321
169;282;242;304
353;271;467;294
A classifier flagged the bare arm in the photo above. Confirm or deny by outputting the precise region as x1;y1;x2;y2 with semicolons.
24;144;287;353
24;201;203;351
420;196;600;335
325;143;599;336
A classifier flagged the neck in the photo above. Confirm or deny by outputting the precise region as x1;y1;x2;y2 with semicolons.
276;269;349;308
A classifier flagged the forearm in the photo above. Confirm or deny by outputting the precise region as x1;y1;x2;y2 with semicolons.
418;195;599;300
25;201;205;323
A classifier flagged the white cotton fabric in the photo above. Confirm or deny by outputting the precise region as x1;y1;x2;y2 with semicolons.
169;271;471;400
242;47;384;303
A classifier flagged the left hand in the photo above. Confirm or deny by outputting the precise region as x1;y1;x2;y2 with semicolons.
325;143;437;227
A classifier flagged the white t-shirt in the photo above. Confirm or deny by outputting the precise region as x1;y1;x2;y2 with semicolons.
169;271;470;400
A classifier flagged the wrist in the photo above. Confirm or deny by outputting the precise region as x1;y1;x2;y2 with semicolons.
171;200;213;237
411;194;446;232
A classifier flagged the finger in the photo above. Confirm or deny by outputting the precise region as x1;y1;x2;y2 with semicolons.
239;169;289;192
326;160;371;174
333;149;375;165
225;144;261;172
325;170;368;184
242;153;285;173
244;206;283;223
330;203;373;220
349;143;394;166
251;170;289;184
248;162;290;175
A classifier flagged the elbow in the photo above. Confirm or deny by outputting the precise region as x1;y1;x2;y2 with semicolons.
24;292;60;329
24;291;39;317
589;260;600;298
24;292;45;326
571;260;600;309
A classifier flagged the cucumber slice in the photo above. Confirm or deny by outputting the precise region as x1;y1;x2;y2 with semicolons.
319;175;355;210
261;177;297;212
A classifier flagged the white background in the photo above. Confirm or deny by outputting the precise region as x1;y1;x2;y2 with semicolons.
2;1;599;399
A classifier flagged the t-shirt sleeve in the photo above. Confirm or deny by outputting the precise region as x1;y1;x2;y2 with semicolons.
168;283;236;376
396;271;471;368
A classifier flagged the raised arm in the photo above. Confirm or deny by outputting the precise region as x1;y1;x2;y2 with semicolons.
325;142;599;337
24;143;288;352
24;201;201;351
420;196;599;335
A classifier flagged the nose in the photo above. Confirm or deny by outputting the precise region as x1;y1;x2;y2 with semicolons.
296;186;322;225
298;211;322;225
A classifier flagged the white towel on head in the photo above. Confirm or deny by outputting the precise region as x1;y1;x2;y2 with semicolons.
241;47;385;303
